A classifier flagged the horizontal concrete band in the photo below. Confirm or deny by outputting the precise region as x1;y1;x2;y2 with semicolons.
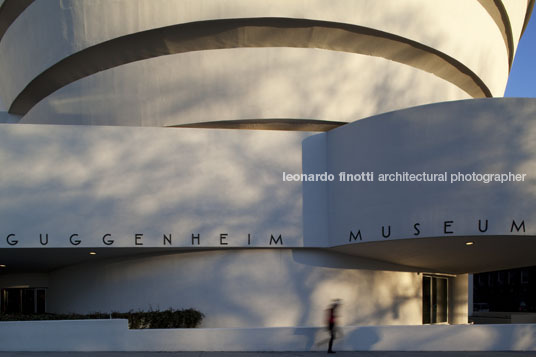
0;319;535;351
8;17;492;117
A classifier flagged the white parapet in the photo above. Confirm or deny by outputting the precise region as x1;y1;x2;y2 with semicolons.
1;319;535;351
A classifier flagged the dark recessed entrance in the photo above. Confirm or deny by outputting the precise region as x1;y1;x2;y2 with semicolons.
1;287;46;314
423;275;448;324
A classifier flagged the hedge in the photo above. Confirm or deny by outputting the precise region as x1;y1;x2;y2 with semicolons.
0;308;204;329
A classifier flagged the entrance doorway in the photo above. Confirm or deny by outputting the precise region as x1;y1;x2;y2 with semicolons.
423;275;448;324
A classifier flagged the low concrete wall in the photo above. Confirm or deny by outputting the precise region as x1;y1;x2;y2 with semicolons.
1;320;536;351
0;319;128;351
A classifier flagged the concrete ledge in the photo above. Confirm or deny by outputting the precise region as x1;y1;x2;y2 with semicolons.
1;320;535;351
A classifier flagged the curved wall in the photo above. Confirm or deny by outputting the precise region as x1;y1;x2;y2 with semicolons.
0;1;533;334
322;98;536;247
46;249;424;328
302;98;536;274
504;0;531;49
0;0;523;125
1;98;536;275
19;48;470;126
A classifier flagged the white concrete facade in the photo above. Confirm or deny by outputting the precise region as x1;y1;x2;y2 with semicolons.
0;0;522;123
0;0;534;351
46;249;426;328
1;97;534;331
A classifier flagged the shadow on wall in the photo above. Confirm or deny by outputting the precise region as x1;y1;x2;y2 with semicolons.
0;126;309;246
344;327;380;351
15;2;475;127
41;247;423;328
19;45;469;127
288;249;423;328
6;101;535;331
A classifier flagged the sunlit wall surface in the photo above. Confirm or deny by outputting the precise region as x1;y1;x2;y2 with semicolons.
0;0;533;330
1;0;529;125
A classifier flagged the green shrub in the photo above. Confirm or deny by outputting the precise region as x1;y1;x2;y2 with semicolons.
0;308;204;329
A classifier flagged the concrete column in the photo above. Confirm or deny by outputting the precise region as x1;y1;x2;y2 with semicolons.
449;274;469;324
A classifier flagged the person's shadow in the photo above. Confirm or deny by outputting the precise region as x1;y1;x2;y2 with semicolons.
343;326;380;350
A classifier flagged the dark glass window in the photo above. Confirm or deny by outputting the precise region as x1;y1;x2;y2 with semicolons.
423;276;448;324
1;288;46;314
422;276;431;324
36;289;46;313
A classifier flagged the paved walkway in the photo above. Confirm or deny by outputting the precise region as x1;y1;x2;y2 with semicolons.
1;353;536;356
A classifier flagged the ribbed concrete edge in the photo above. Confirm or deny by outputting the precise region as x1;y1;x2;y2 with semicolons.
0;320;535;352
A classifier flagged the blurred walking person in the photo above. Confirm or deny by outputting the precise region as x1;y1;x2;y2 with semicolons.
326;299;341;353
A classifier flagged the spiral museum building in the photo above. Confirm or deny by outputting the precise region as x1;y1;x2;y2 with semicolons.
1;0;536;352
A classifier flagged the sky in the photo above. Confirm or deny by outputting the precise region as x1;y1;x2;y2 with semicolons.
505;14;536;97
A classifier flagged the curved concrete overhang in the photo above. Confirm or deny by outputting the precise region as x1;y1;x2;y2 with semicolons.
17;47;473;127
302;98;536;273
477;0;535;70
0;247;210;273
332;235;536;275
2;233;536;275
0;0;33;42
521;0;536;38
8;17;492;117
477;0;515;69
169;119;346;132
0;0;512;106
